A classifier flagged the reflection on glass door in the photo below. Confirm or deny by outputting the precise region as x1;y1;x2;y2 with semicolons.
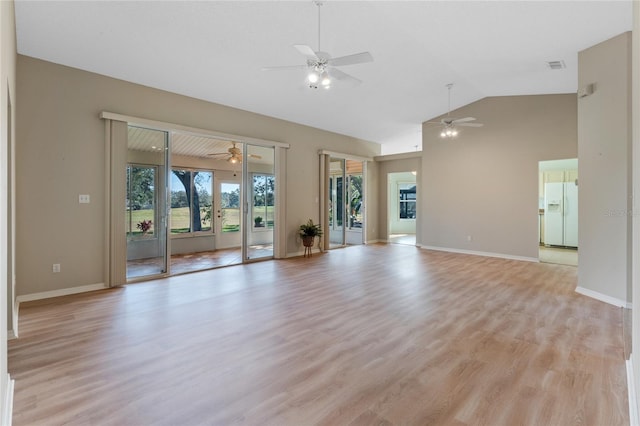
126;126;168;280
246;144;275;260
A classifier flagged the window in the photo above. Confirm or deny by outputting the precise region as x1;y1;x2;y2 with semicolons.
126;164;157;239
399;183;416;219
252;174;274;229
220;183;240;232
170;169;213;234
348;174;363;229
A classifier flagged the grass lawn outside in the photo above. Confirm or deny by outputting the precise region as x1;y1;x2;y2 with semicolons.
128;206;269;236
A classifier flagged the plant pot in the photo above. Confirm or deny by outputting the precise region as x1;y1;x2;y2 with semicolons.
302;235;315;247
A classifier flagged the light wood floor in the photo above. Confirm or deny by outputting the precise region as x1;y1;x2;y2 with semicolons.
9;244;628;425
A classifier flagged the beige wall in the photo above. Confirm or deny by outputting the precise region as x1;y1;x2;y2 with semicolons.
577;32;631;303
421;94;577;259
0;0;16;420
633;0;640;412
16;55;380;297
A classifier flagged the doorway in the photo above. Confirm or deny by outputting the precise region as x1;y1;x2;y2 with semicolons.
538;159;578;266
118;120;280;282
387;172;417;246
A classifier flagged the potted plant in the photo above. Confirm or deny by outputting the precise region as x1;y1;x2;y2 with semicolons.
136;219;153;236
254;216;264;228
299;219;322;256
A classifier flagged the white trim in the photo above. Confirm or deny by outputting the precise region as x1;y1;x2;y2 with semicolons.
628;357;639;426
3;375;14;426
100;111;290;149
8;301;18;340
575;286;629;308
374;152;422;162
318;150;373;162
16;283;108;303
419;245;538;263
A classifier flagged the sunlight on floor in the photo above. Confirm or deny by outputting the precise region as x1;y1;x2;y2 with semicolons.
389;234;416;246
539;246;578;266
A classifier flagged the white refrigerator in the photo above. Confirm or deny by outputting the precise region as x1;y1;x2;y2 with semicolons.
544;181;578;247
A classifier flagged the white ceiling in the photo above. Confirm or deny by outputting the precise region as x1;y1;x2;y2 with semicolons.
14;1;632;154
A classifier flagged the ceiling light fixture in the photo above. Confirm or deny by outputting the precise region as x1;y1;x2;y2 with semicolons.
440;127;458;138
262;0;372;89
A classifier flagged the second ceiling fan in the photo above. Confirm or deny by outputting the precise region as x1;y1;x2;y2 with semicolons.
428;84;484;138
262;1;373;89
207;142;261;164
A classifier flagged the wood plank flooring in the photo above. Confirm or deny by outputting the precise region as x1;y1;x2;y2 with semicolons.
8;244;628;425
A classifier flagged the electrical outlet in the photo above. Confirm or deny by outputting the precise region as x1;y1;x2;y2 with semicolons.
52;263;61;273
79;194;90;204
467;235;473;242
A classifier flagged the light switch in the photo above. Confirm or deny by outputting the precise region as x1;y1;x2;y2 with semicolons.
79;194;90;204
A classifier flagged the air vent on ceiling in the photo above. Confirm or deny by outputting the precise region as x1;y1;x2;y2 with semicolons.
547;60;566;70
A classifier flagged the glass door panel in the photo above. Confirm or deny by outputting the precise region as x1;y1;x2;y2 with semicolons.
216;181;242;250
126;126;168;280
346;160;364;245
329;157;345;248
245;144;274;260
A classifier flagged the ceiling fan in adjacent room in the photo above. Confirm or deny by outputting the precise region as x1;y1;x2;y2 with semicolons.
262;1;373;89
428;84;484;138
207;142;261;164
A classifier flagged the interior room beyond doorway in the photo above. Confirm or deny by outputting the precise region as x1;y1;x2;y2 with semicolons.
387;171;416;246
538;158;578;266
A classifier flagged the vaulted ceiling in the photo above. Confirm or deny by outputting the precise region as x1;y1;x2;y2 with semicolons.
14;1;632;154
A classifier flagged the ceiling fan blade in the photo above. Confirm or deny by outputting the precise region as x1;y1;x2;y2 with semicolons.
327;67;362;85
293;44;319;61
247;154;263;159
328;51;373;67
458;123;484;127
262;65;307;71
451;117;477;124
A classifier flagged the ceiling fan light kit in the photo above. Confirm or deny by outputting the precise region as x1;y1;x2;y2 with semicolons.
263;1;373;89
207;141;262;164
428;83;484;139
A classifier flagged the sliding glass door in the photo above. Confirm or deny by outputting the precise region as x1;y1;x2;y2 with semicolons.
245;144;275;260
126;126;169;280
328;157;364;248
105;113;287;284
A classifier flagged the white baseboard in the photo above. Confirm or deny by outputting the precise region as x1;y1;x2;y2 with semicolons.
3;374;14;426
628;357;639;426
8;302;19;340
575;286;629;308
16;282;108;303
419;245;539;263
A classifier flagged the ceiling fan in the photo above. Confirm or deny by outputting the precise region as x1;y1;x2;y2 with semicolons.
428;84;484;138
262;1;373;89
207;142;261;164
